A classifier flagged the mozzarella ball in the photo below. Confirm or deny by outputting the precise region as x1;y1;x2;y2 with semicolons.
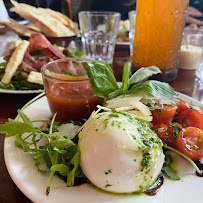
78;112;164;193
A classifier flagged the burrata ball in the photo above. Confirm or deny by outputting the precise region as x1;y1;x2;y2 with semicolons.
78;112;164;193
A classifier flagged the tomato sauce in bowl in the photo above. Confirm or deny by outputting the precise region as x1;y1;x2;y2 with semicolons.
42;58;103;123
45;81;103;123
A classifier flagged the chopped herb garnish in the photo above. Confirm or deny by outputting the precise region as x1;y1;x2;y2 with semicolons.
105;169;112;175
105;181;112;188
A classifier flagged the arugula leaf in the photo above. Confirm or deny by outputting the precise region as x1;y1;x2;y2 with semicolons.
81;61;119;98
0;118;36;137
17;109;34;127
67;151;80;186
50;164;69;176
0;109;83;194
0;82;15;90
127;80;177;100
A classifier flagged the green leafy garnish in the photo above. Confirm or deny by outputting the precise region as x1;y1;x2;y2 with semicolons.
0;110;82;195
81;61;177;100
0;68;43;90
163;145;202;176
128;66;161;88
162;153;180;180
0;62;6;67
127;80;177;100
81;61;119;98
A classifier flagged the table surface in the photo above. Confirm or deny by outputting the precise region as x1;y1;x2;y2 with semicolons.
0;45;203;203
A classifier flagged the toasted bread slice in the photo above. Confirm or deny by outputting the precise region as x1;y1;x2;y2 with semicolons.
44;8;79;33
1;40;30;84
0;19;32;37
10;0;76;37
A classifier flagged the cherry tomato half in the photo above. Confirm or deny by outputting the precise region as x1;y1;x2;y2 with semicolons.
177;101;203;114
176;109;203;131
177;101;188;113
152;124;168;139
152;123;182;149
176;127;203;160
151;103;177;125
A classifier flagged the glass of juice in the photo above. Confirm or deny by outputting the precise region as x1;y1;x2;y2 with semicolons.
132;0;189;82
41;58;103;123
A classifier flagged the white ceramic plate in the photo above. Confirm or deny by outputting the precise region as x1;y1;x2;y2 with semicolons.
4;94;203;203
0;88;44;94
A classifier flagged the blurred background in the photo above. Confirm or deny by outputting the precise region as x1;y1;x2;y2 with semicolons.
2;0;203;28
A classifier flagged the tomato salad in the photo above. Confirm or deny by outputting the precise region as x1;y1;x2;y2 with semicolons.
151;101;203;161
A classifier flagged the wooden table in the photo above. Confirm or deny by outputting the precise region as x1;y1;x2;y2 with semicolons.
0;46;202;203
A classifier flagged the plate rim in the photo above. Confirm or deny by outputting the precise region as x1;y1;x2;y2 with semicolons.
0;88;44;94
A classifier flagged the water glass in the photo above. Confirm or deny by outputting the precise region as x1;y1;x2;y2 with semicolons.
78;11;121;64
128;10;136;56
196;53;203;82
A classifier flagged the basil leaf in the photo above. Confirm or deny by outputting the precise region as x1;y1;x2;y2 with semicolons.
127;80;177;100
162;166;180;180
108;88;123;99
162;153;180;180
129;66;161;89
121;63;129;95
81;61;119;98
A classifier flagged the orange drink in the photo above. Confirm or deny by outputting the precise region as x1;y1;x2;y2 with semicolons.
132;0;189;81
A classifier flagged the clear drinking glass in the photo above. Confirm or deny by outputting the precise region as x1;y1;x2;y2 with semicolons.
128;10;136;56
131;0;189;82
178;33;203;70
78;11;121;64
41;58;103;123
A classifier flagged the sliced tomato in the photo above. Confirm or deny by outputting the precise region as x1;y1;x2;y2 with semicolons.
176;109;203;131
177;101;203;114
176;127;203;160
151;103;177;125
162;123;183;148
152;124;168;139
152;123;182;148
177;101;188;113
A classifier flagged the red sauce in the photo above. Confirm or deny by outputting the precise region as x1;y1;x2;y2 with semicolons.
45;81;103;123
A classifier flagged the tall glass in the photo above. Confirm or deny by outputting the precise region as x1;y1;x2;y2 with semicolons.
78;11;121;64
132;0;189;82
